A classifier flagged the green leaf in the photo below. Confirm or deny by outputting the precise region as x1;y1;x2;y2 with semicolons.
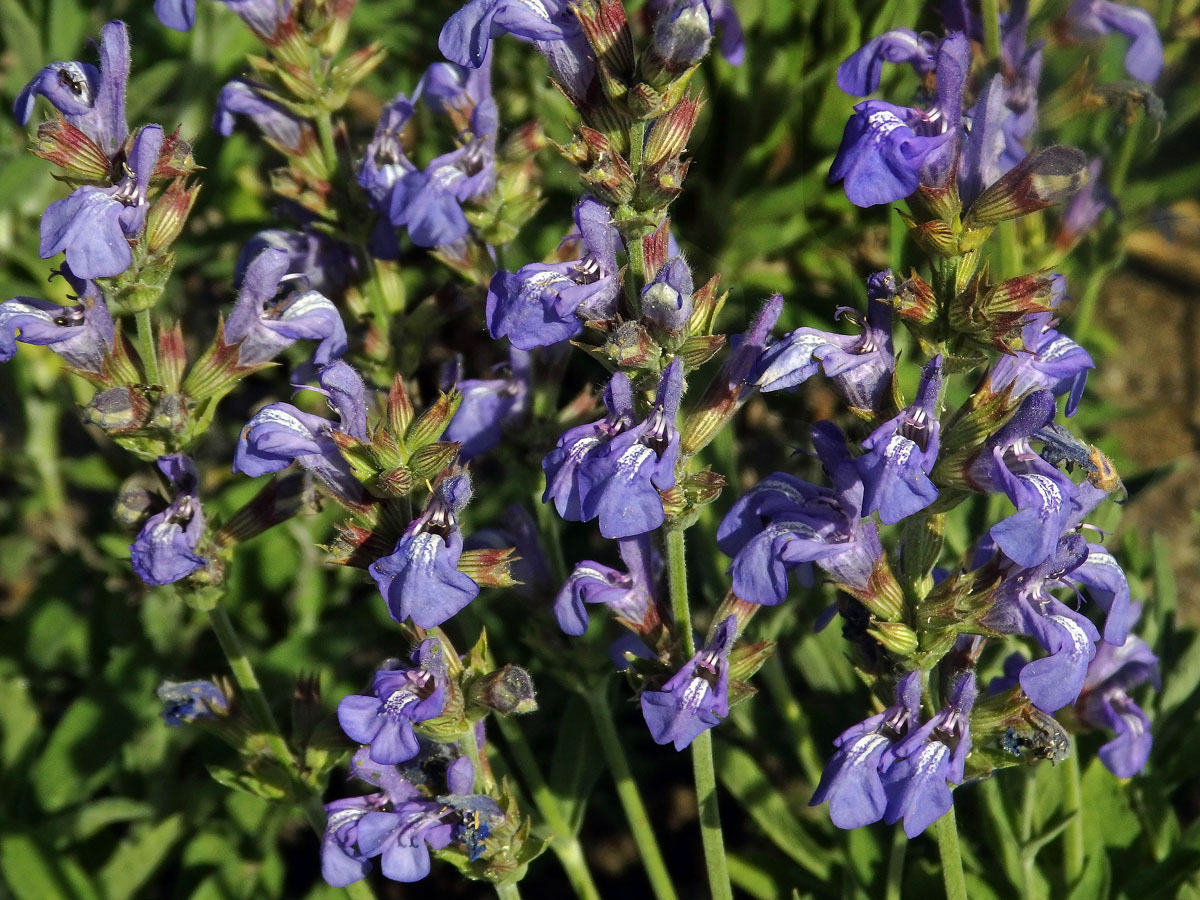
46;797;153;847
0;674;41;770
0;832;99;900
207;764;290;801
0;0;44;93
1067;845;1111;900
714;742;834;879
98;815;184;900
31;697;114;812
547;694;601;836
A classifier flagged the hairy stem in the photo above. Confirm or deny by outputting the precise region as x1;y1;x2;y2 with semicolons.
935;806;969;900
666;527;732;900
584;690;680;900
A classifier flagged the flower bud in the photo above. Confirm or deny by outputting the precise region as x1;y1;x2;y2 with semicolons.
644;0;713;87
457;547;518;588
468;665;538;716
371;466;414;498
964;145;1089;227
574;0;636;98
33;115;111;182
408;441;460;480
867;620;919;657
643;94;704;167
84;386;150;433
406;390;462;451
146;179;200;254
641;256;694;343
604;321;658;368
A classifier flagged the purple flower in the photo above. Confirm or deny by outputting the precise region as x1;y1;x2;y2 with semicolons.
649;0;715;73
355;800;454;882
755;293;895;413
1078;629;1159;777
720;422;880;605
359;93;417;212
39;124;162;279
542;373;637;519
465;504;551;599
443;348;531;459
225;246;347;367
830;100;950;207
988;309;1093;417
837;29;936;96
156;0;291;38
439;0;594;100
235;228;354;296
337;641;449;765
156;679;228;726
1068;0;1163;83
0;283;113;372
214;79;307;153
369;474;480;628
131;455;208;586
647;0;744;64
15;20;129;155
390;99;498;248
981;534;1101;711
858;355;942;524
641;615;737;750
967;391;1078;568
322;758;421;887
554;534;656;635
487;197;621;349
578;358;684;539
1061;543;1132;647
811;671;923;829
883;672;975;837
233;367;366;503
641;256;694;339
830;33;968;205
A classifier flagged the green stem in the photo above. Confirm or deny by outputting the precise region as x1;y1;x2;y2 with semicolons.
886;825;907;900
316;111;339;180
135;309;161;384
934;806;969;900
206;602;382;900
495;884;523;900
206;604;295;773
629;119;647;171
981;0;1003;59
584;690;680;900
493;715;603;900
1062;743;1085;886
665;527;732;900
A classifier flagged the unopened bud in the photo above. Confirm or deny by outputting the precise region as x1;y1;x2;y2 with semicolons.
329;41;387;94
386;374;415;436
468;665;538;716
406;390;462;450
33;115;111;182
371;466;414;498
146;180;201;253
641;256;694;343
643;94;704;167
867;620;919;657
457;547;518;588
965;145;1089;227
84;386;150;433
645;0;713;85
409;441;460;480
634;157;689;210
605;321;657;367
